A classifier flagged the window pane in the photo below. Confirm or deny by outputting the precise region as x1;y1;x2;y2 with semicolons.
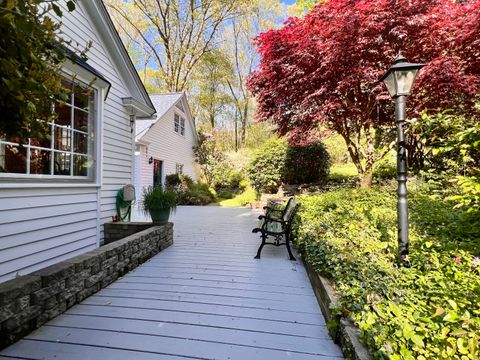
74;132;88;154
0;144;26;173
54;126;72;151
74;83;94;111
30;148;51;175
73;155;89;176
54;152;71;175
55;102;72;126
74;109;89;132
30;128;52;149
174;123;179;132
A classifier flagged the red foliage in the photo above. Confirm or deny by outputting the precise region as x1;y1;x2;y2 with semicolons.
248;0;480;151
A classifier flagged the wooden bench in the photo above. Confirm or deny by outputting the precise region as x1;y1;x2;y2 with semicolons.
253;197;300;261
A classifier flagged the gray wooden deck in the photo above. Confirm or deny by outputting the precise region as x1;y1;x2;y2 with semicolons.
1;206;343;360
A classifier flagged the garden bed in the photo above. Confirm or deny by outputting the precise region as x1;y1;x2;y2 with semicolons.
293;186;479;359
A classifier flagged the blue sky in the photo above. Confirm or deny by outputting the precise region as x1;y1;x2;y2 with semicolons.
281;0;297;4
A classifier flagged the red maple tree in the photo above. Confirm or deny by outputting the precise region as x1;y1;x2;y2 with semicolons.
248;0;480;187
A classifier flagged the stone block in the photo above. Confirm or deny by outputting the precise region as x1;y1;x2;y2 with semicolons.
101;273;119;288
31;262;75;287
16;295;30;311
85;271;106;288
35;302;66;327
65;253;96;272
102;256;118;269
3;305;41;332
65;269;90;288
31;280;65;304
44;296;57;310
0;302;17;322
0;276;41;306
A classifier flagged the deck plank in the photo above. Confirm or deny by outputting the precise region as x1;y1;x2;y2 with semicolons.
1;206;343;360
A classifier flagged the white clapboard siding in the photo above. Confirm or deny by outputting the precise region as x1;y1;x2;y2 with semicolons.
0;184;99;282
141;96;198;185
0;2;147;283
58;3;136;240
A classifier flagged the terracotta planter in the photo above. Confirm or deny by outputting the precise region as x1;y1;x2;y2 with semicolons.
149;207;171;225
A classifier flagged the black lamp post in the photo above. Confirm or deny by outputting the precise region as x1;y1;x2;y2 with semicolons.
379;54;424;263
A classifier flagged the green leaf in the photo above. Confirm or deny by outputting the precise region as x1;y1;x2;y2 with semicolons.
457;338;469;355
402;323;415;339
443;312;460;323
450;328;467;337
411;334;424;348
447;300;458;311
52;3;62;17
66;1;76;12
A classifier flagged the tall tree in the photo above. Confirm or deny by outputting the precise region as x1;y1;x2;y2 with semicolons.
248;0;480;187
106;0;245;92
221;0;284;147
192;50;233;130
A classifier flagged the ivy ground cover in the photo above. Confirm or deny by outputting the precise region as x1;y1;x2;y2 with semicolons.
294;186;479;359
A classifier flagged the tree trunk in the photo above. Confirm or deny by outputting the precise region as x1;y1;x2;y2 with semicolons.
358;170;373;188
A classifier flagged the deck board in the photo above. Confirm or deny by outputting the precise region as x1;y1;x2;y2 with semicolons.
1;206;343;359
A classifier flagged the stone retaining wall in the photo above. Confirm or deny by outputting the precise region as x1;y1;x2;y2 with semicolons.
304;258;373;360
0;223;173;349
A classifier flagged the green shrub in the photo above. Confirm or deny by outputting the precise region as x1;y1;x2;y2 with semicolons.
283;141;331;184
247;137;288;193
165;173;181;188
294;187;480;359
219;186;259;207
210;161;246;192
165;174;215;205
179;181;215;205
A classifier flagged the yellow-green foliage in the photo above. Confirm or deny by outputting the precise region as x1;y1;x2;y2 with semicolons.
294;187;480;359
218;187;258;207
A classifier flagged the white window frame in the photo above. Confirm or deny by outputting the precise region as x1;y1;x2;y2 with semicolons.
174;113;185;136
0;62;105;188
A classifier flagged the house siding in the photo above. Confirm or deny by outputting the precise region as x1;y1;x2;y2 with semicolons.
0;3;137;282
141;99;198;183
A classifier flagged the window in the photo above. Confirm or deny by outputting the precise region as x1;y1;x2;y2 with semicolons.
175;163;184;175
0;78;96;179
174;114;180;133
180;118;185;136
174;113;185;136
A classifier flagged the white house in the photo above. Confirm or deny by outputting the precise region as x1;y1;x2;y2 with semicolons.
0;1;155;283
134;93;198;200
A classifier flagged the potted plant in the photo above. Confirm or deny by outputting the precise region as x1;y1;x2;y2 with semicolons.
142;185;177;225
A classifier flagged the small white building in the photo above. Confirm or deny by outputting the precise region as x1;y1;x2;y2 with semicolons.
134;93;198;200
0;1;155;283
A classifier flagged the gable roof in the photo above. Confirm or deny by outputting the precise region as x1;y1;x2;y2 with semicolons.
136;92;197;143
150;93;184;120
81;0;155;117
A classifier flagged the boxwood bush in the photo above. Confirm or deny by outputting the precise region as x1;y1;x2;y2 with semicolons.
293;187;480;359
247;137;288;193
283;141;331;184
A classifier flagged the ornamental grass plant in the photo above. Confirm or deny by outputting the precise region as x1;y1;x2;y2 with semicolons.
141;185;177;215
293;185;479;359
